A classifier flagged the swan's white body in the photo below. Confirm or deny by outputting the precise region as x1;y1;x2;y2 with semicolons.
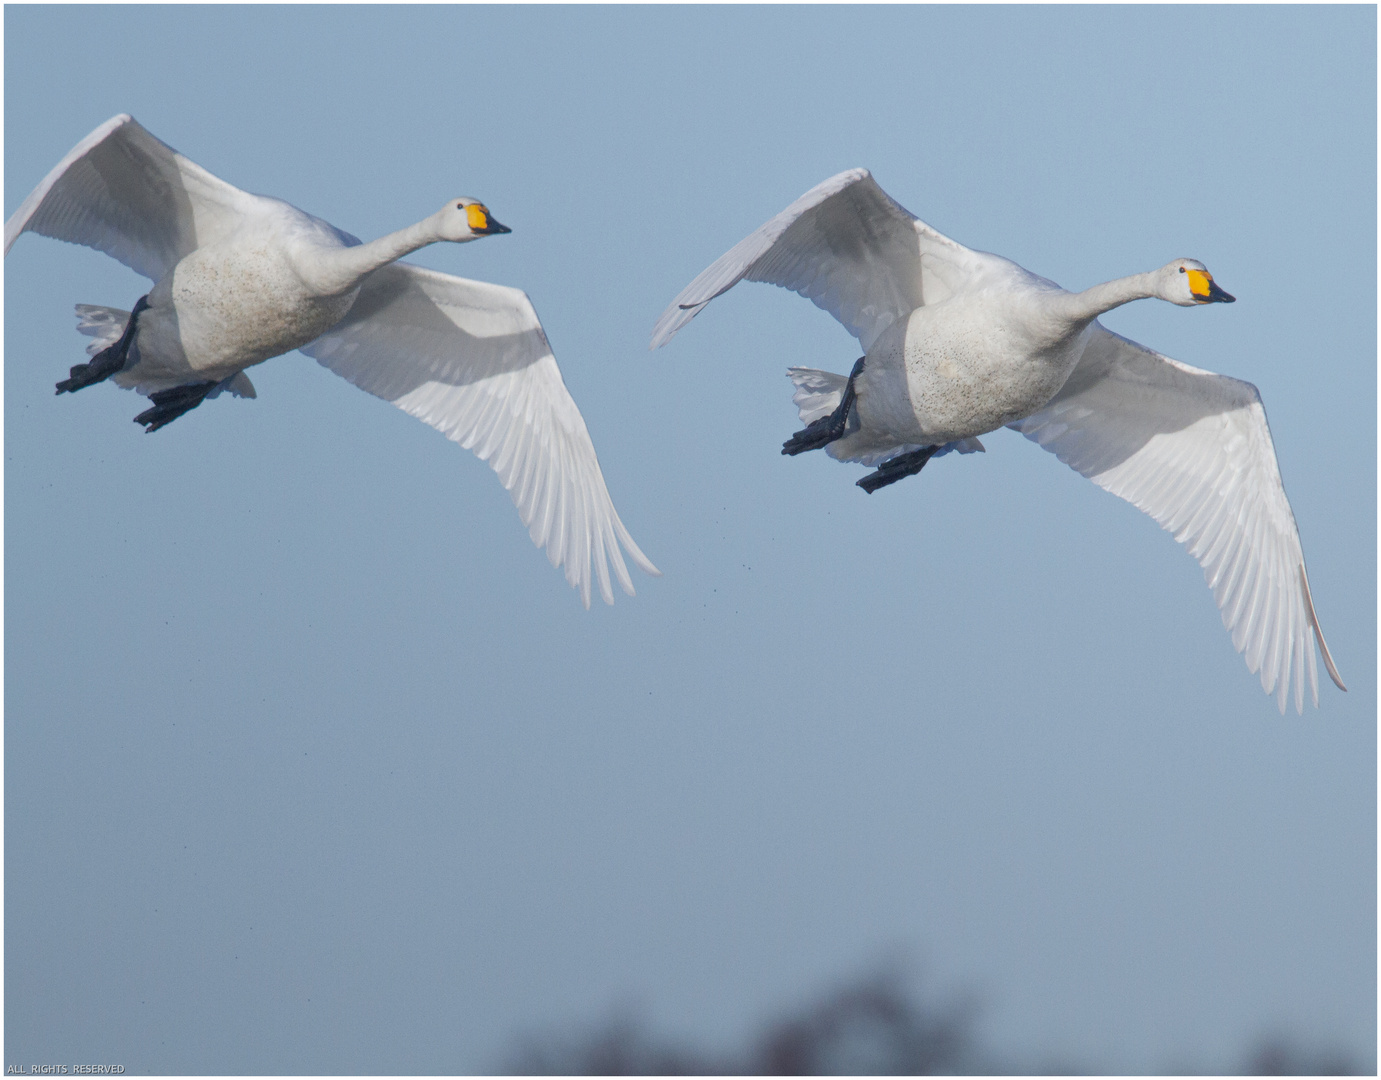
841;265;1084;457
6;114;658;607
133;205;363;387
652;168;1343;713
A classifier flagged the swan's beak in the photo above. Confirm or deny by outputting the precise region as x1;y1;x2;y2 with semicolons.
465;203;512;236
1203;279;1235;303
1187;269;1234;304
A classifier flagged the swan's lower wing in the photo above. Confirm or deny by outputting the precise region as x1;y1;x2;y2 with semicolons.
302;262;659;608
1010;324;1343;713
651;169;976;353
4;114;254;282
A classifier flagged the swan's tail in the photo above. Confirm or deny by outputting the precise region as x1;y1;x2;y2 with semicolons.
75;304;129;356
788;366;850;423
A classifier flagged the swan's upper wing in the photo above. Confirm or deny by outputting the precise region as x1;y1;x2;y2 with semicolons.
1011;323;1343;713
651;168;978;353
4;114;255;281
301;262;659;607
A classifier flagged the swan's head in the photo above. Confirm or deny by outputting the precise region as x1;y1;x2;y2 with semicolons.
1160;259;1235;306
436;198;511;242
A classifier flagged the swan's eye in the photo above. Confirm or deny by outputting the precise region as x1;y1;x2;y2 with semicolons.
1179;266;1186;273
466;204;490;231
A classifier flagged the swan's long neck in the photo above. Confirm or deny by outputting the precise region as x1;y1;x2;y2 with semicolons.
1051;271;1159;326
304;216;445;295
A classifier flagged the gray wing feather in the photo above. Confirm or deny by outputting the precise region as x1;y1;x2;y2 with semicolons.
1012;324;1343;712
651;169;975;353
4;114;254;281
302;262;658;607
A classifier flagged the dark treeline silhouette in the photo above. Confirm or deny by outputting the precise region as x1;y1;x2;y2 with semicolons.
502;966;1366;1076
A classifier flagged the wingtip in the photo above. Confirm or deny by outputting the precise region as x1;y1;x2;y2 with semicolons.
558;510;660;609
1298;563;1346;692
648;311;683;351
609;509;661;581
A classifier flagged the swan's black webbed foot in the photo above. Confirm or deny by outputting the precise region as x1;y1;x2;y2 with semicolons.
134;381;218;433
56;295;149;394
782;356;866;456
856;446;939;494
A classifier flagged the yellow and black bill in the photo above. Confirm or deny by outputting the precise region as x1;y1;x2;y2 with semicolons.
466;203;512;235
1187;269;1235;303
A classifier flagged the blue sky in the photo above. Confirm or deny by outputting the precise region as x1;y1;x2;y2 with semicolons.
4;5;1375;1073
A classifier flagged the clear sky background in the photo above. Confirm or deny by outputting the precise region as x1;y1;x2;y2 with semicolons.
4;5;1374;1074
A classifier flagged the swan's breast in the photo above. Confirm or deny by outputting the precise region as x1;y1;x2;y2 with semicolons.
163;234;359;374
858;296;1087;444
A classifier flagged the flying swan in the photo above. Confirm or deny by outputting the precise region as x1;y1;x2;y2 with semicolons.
5;114;658;607
651;168;1343;712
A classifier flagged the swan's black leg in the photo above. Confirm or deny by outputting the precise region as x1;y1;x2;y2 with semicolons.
781;356;866;456
856;446;939;494
133;381;218;433
56;295;149;394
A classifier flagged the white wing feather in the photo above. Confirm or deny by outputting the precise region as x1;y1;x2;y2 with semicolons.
3;113;255;281
301;262;659;607
1011;324;1344;712
650;168;977;352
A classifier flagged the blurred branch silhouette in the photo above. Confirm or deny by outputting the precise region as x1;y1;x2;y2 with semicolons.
505;966;978;1075
502;964;1366;1076
1245;1035;1361;1076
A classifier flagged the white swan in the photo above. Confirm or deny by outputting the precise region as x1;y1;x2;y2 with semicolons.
6;114;658;608
651;168;1343;712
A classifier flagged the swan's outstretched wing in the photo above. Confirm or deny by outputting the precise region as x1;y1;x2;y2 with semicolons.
1011;324;1343;712
301;262;659;607
4;114;255;282
651;168;978;353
